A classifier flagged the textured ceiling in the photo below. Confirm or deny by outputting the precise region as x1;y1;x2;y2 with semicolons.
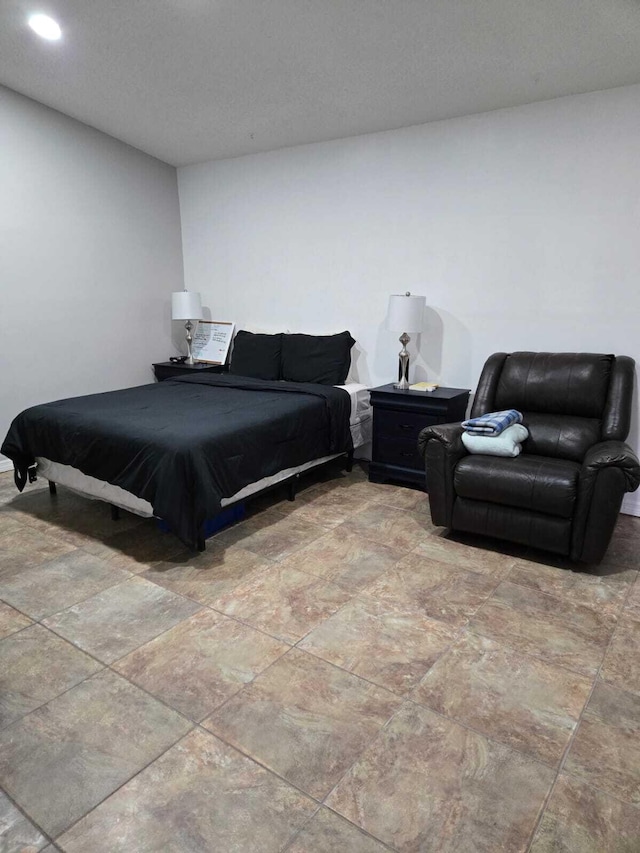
2;0;640;166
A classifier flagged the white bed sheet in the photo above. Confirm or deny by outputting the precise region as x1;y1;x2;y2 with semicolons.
338;382;371;422
36;383;372;519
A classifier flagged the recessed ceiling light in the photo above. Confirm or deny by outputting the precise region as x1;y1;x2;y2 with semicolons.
28;13;62;40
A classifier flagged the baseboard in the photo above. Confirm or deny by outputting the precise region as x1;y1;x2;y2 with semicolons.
0;458;13;474
621;492;640;517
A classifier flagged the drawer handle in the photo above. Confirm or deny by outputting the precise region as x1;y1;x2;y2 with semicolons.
400;452;415;457
398;424;414;430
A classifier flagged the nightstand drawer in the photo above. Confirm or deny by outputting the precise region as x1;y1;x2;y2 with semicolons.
375;437;423;471
375;409;441;441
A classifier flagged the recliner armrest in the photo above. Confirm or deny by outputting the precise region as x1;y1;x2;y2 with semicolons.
418;422;467;527
417;422;466;460
580;440;640;492
572;440;640;562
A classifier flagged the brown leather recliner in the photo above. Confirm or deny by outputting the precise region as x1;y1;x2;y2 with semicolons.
418;352;640;563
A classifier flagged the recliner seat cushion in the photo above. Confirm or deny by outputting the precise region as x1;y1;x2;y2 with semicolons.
454;454;581;518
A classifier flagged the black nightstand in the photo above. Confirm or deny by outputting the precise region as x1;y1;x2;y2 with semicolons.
369;384;470;488
152;362;228;381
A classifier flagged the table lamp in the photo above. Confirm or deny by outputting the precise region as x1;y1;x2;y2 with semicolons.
171;290;203;364
386;292;425;390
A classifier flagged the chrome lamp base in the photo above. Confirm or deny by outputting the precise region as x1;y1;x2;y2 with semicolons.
184;320;195;365
393;332;411;390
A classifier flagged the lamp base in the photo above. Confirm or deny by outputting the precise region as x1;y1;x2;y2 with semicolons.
393;332;411;390
185;320;195;364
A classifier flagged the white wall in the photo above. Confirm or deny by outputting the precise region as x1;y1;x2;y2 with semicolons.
0;86;184;468
179;83;640;513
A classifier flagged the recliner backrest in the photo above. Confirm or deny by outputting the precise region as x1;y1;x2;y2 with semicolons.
471;352;634;462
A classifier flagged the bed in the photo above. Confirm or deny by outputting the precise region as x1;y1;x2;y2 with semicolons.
1;330;372;550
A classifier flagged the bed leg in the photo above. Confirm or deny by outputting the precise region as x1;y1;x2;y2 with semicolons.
196;536;206;552
48;481;57;496
110;504;120;521
287;475;299;502
345;450;354;473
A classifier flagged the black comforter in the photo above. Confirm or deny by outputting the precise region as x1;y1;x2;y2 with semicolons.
1;374;352;548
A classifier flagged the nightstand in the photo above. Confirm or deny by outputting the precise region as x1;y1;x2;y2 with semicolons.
369;383;470;488
152;362;228;381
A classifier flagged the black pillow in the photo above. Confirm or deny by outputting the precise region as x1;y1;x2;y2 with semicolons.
281;331;355;385
229;331;283;380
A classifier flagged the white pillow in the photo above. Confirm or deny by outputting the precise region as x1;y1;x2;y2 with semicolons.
461;424;529;458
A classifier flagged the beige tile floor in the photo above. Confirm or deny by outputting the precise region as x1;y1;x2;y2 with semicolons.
0;463;639;852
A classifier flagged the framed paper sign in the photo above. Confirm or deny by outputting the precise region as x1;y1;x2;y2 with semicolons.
192;320;235;365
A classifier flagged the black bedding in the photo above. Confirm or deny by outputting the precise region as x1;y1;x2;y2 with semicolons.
1;374;352;549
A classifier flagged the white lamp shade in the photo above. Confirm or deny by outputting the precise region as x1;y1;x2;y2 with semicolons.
386;293;425;333
172;291;202;320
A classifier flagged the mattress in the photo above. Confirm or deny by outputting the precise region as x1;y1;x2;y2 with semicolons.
36;383;372;519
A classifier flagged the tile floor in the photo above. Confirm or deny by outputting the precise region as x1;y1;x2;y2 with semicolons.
0;463;639;852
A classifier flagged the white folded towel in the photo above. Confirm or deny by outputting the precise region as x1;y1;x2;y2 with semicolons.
461;423;529;458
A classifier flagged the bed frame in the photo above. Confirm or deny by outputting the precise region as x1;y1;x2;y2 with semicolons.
42;448;355;551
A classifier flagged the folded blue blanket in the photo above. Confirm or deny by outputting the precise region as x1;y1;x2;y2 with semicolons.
461;409;523;436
